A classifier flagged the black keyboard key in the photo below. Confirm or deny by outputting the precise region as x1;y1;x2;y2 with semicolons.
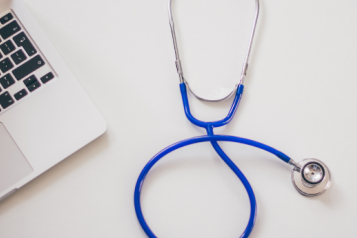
0;58;13;73
0;21;21;40
14;89;27;101
0;91;14;109
24;75;36;86
0;40;15;55
24;75;41;92
11;49;26;65
0;13;13;25
13;32;37;56
12;55;45;80
40;72;54;84
0;74;15;89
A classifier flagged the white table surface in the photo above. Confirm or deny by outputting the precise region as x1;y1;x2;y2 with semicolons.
0;0;355;237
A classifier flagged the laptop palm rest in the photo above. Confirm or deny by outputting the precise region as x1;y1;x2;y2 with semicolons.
0;122;33;194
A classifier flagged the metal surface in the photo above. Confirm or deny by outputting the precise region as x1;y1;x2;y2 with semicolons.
0;0;107;200
288;159;301;172
168;0;260;102
291;159;331;197
302;162;325;187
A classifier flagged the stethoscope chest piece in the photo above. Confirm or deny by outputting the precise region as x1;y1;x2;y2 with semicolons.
291;159;331;197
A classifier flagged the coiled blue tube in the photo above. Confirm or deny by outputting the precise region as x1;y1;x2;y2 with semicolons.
134;83;291;237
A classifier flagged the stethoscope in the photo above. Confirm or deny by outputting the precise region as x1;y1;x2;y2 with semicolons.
134;0;332;237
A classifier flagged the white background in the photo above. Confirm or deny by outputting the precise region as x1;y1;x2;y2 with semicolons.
0;0;356;237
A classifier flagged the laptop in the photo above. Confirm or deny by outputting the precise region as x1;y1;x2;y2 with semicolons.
0;0;106;201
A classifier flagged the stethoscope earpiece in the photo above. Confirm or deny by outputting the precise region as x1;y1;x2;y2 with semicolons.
291;159;331;197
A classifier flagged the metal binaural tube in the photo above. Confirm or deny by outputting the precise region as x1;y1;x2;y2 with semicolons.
168;0;260;100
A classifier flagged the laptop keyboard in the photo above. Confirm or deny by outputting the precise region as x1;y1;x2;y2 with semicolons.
0;11;55;114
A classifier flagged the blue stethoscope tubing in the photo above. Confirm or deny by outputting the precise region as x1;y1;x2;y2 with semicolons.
134;83;292;238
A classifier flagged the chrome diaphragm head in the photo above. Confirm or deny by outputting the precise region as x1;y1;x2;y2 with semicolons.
291;159;331;197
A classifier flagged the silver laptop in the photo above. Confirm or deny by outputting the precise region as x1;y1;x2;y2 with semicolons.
0;0;106;201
